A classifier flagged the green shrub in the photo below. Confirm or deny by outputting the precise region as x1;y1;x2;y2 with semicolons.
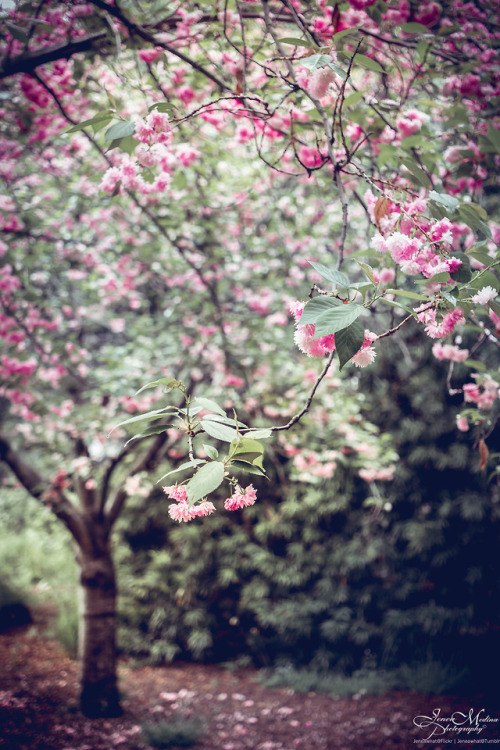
141;718;204;748
115;329;500;700
48;589;79;658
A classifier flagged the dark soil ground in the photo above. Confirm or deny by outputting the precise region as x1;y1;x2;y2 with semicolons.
1;610;499;750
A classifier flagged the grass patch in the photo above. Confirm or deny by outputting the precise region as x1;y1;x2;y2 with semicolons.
141;718;204;748
258;660;467;697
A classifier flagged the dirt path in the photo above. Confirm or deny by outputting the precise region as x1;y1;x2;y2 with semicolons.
0;613;499;749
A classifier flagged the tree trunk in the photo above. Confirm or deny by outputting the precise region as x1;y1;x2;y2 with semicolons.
78;530;122;718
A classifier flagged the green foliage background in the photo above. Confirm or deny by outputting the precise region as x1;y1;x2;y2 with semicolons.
110;328;500;695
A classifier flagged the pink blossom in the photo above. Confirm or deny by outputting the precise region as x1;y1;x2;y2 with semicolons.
419;307;465;339
307;66;338;99
431;218;453;244
379;268;396;285
139;48;162;63
349;0;377;8
456;415;469;432
395;109;428;138
352;346;376;368
414;1;441;27
224;484;257;511
168;501;198;522
294;325;336;358
371;233;389;253
99;167;121;193
471;286;496;305
195;501;216;517
163;484;188;502
288;300;305;322
359;466;395;481
463;383;481;403
385;232;421;263
432;343;469;362
225;374;245;387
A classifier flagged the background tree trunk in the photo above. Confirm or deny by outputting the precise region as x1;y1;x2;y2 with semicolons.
78;530;121;718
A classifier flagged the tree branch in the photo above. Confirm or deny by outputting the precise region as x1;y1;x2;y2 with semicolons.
0;32;107;80
0;434;89;546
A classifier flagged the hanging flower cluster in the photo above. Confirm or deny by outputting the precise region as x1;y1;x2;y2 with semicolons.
164;483;257;522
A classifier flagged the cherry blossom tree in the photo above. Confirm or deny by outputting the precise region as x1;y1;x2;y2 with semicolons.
0;0;499;716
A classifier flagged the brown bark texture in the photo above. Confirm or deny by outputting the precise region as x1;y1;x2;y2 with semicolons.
78;533;122;718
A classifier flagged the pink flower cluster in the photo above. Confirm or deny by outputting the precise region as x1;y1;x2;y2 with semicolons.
99;111;173;196
163;484;216;522
359;466;395;482
417;306;465;339
463;374;500;411
289;301;336;358
432;342;469;362
372;222;461;279
352;330;377;368
395;109;428;138
224;484;257;510
306;57;339;100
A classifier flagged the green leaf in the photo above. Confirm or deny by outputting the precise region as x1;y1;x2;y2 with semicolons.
429;190;459;214
486;127;500;152
170;171;188;190
335;318;365;370
148;102;175;115
465;248;494;266
64;112;115;134
400;22;430;33
333;26;362;42
136;377;184;395
351;53;384;73
230;437;264;458
386;289;428;301
441;291;457;307
203;444;219;460
230;451;265;468
243;429;272;440
300;296;343;325
488;300;500;317
467;271;500;293
5;23;29;43
379;297;416;316
104;120;136;142
300;54;333;71
230;460;267;477
313;303;364;338
157;459;206;482
342;91;364;108
400;157;431;189
463;202;487;220
462;359;488;371
200;420;239;443
110;134;137;155
326;62;347;81
450;252;472;283
192;396;226;416
186;461;225;505
203;414;247;427
458;205;491;239
309;261;350;287
356;261;377;285
277;37;313;48
124;424;174;446
109;408;176;434
400;135;423;150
